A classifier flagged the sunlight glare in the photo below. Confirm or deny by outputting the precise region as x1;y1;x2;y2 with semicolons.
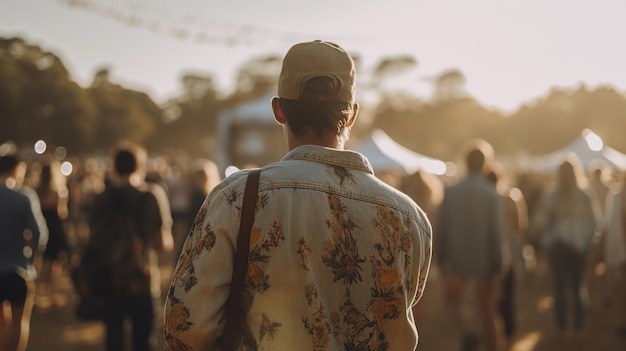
34;140;47;154
224;165;240;178
417;158;447;176
582;129;603;151
60;161;73;176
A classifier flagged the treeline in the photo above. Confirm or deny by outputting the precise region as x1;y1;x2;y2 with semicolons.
2;36;625;162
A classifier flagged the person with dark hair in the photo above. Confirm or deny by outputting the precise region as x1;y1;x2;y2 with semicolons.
164;40;433;350
88;141;173;351
0;151;48;351
436;139;508;351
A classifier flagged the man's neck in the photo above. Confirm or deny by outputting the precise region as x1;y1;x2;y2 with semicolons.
287;131;345;150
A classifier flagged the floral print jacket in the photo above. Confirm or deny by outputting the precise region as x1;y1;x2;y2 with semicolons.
164;145;432;351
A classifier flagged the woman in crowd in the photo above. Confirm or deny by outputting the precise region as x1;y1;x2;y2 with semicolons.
531;154;601;335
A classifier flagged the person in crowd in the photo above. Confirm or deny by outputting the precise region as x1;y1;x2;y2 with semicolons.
399;168;443;329
400;169;444;231
516;171;549;270
35;160;70;306
602;170;626;338
66;157;106;249
530;153;600;336
187;158;221;225
166;160;193;253
436;139;507;351
88;142;173;351
172;158;221;260
586;163;613;307
0;151;48;351
486;164;529;349
164;40;433;350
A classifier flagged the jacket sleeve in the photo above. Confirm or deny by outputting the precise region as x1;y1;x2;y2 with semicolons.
164;185;240;351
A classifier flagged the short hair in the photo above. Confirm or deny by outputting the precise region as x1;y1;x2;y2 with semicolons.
279;76;354;138
0;153;20;175
463;139;494;174
112;142;146;176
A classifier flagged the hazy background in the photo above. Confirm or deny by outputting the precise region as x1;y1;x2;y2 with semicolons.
2;0;626;163
3;0;625;111
3;3;626;351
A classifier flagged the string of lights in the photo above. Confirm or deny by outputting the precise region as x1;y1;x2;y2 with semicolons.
56;0;308;47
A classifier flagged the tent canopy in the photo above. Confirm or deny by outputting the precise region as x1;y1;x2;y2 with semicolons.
527;129;626;171
351;129;446;175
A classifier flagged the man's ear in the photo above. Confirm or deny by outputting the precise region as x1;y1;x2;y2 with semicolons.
272;97;286;125
346;102;359;127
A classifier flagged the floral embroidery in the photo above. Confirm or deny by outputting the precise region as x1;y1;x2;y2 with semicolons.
164;293;193;351
329;165;356;186
367;257;402;322
259;313;282;343
320;193;393;350
174;221;216;293
248;220;285;293
166;293;193;332
323;194;365;291
337;299;385;350
319;193;413;350
246;220;286;346
303;283;331;350
368;206;411;324
297;238;312;271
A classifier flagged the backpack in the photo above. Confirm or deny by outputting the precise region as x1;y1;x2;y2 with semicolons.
86;186;152;299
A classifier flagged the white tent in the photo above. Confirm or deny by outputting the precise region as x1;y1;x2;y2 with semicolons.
527;129;626;171
351;129;447;175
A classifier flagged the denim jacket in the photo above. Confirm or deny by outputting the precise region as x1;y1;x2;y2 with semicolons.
165;145;432;351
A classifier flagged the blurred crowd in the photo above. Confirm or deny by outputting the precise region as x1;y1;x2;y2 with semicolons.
1;139;626;351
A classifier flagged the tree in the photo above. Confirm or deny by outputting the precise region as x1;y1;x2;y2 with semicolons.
150;72;222;157
0;37;97;152
432;68;466;101
87;68;162;153
234;54;282;97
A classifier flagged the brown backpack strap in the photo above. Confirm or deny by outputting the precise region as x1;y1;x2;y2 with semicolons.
220;168;261;351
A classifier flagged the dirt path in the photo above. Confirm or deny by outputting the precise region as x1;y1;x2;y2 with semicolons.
27;255;626;351
417;265;626;351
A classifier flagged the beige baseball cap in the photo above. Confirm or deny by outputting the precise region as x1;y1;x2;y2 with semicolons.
277;40;356;103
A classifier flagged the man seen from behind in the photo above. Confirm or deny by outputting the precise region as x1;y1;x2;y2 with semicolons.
164;40;433;350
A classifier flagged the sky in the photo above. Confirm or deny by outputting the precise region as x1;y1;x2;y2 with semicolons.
1;0;625;113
